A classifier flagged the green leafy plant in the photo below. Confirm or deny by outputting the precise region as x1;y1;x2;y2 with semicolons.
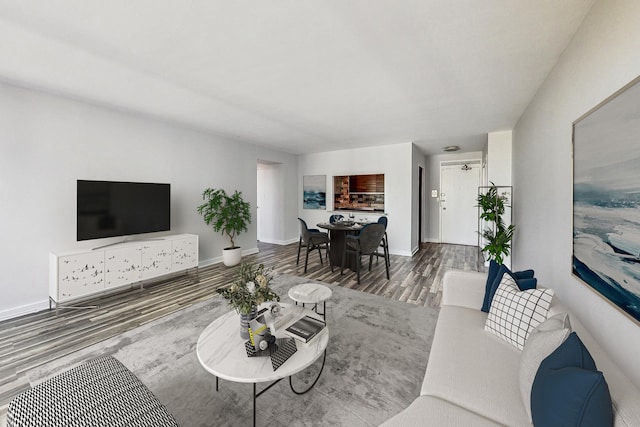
477;183;515;265
197;188;251;249
217;263;280;314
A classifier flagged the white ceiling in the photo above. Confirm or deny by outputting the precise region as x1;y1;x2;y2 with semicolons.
0;1;595;155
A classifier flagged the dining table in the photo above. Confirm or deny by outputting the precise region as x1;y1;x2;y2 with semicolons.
316;221;372;272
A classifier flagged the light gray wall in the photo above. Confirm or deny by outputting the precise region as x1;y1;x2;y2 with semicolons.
298;143;415;256
0;81;298;319
513;0;640;387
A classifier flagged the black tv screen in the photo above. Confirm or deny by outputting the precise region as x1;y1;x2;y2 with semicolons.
77;180;171;241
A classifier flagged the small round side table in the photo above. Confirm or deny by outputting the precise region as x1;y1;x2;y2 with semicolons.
288;283;332;320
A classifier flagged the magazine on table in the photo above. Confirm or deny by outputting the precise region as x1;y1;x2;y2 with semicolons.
284;315;326;343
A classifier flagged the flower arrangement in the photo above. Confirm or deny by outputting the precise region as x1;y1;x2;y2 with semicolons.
217;262;280;314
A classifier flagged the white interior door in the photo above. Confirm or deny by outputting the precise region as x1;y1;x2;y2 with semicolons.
440;161;481;245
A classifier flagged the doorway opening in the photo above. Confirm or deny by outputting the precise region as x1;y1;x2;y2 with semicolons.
418;166;423;248
256;160;282;244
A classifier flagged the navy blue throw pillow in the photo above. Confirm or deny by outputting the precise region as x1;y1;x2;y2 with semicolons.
481;264;537;312
531;332;613;426
481;260;501;312
513;269;534;280
516;277;537;291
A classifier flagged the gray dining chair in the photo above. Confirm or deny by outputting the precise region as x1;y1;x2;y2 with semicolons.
341;223;389;284
329;214;344;224
297;218;332;273
371;216;390;268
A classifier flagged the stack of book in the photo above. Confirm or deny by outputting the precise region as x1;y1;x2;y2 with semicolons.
284;315;326;343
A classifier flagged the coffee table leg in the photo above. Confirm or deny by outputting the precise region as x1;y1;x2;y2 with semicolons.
216;376;219;391
253;383;257;427
311;301;327;321
289;350;327;395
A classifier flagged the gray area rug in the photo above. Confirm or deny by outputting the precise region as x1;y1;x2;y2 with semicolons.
26;274;439;426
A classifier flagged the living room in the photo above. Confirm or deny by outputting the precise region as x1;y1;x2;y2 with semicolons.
2;1;640;425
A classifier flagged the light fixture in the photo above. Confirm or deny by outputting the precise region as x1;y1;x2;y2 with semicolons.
443;145;460;152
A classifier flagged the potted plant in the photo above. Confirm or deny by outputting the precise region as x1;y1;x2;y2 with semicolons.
218;262;280;338
197;187;251;267
477;183;515;266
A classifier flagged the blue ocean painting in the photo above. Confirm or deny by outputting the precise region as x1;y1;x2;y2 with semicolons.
303;175;326;210
573;78;640;322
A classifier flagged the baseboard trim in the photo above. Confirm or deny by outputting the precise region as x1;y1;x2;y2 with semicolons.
258;238;299;245
198;247;260;268
0;300;50;322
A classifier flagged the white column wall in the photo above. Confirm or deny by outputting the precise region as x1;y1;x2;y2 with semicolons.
487;130;512;186
513;0;640;388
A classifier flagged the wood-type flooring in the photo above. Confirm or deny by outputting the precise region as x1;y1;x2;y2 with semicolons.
0;241;481;419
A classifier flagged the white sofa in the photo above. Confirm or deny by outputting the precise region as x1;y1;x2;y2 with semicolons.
382;270;640;426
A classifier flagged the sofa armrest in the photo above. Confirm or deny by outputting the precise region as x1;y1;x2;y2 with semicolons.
441;270;487;310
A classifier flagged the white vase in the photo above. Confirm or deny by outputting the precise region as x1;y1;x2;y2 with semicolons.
222;247;242;267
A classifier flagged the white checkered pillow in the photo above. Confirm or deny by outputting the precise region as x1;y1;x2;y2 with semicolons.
484;274;554;350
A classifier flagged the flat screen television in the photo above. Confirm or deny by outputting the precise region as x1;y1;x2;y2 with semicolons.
77;180;171;241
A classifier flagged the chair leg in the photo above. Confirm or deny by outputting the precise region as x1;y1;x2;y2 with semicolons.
340;240;347;275
296;238;302;265
385;247;390;269
384;245;390;280
316;244;323;265
327;244;333;272
356;252;361;284
305;245;311;273
384;233;390;267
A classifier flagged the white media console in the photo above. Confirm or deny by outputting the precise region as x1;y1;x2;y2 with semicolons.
49;233;198;309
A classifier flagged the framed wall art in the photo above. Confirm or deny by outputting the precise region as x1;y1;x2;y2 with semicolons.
573;75;640;322
303;175;326;210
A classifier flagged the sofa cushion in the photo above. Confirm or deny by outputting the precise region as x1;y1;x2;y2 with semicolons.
519;312;572;420
531;332;613;426
441;270;488;310
484;274;553;350
380;395;503;427
421;305;531;426
481;263;536;312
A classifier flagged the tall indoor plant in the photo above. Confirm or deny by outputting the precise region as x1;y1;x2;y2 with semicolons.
477;183;515;265
197;187;251;267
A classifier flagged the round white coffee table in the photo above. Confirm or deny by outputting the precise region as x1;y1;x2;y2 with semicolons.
197;303;328;426
288;283;332;320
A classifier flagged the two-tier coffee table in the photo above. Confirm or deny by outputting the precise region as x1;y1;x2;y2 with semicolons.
197;303;328;426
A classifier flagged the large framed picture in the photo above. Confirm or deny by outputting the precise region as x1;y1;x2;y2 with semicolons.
303;175;326;210
572;75;640;323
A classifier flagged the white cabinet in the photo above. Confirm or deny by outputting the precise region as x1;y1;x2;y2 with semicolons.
105;246;142;287
54;251;105;301
141;241;173;279
172;236;198;269
50;234;198;306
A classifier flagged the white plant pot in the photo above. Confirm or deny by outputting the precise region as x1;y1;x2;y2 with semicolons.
222;247;242;267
